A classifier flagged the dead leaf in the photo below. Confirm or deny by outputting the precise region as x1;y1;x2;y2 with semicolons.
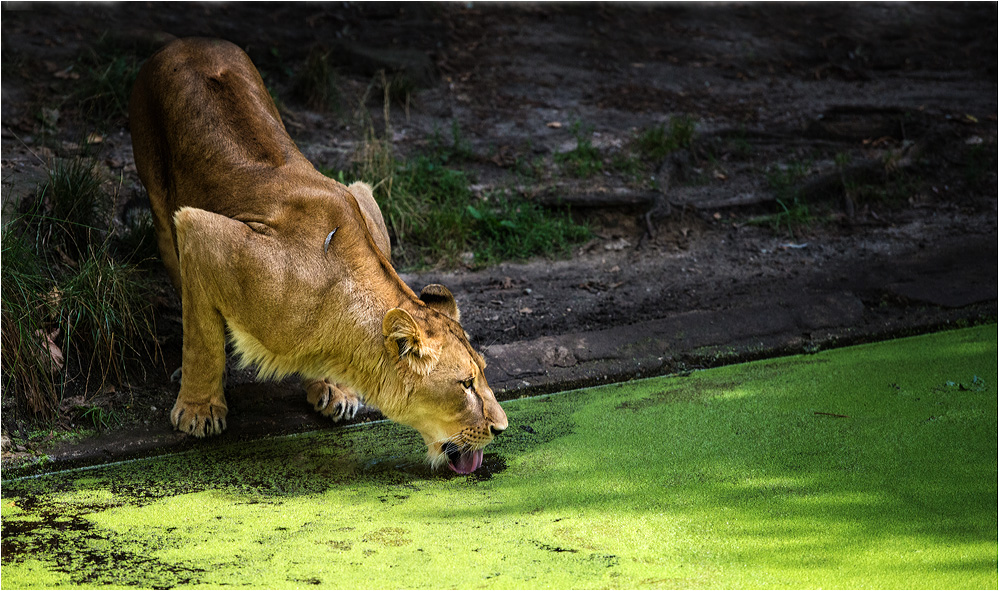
519;307;533;315
61;395;86;409
34;328;64;372
546;121;563;129
44;287;63;309
35;146;55;162
863;136;894;147
86;132;104;144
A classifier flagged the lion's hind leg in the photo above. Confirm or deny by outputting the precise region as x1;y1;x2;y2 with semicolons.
304;378;362;422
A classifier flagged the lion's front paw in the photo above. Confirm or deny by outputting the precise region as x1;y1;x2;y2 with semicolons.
171;399;227;437
305;379;361;422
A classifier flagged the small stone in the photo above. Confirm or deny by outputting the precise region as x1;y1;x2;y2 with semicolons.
604;238;630;251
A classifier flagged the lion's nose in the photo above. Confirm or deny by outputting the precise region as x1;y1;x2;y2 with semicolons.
487;398;508;437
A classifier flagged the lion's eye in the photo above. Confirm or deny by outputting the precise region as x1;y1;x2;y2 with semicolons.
460;377;474;390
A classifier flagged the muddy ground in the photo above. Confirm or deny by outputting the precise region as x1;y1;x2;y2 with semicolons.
1;2;996;473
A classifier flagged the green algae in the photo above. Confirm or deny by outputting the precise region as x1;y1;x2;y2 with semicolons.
2;325;996;589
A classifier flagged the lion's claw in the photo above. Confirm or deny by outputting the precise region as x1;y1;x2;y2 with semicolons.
305;379;361;422
171;400;227;437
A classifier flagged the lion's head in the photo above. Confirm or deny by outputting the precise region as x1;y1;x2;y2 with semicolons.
380;284;507;474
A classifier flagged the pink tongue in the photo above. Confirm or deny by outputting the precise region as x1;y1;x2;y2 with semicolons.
448;448;483;474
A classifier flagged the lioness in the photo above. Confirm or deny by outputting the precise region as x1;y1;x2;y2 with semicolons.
129;38;506;473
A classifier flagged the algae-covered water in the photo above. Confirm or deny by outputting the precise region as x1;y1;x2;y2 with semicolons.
3;325;997;589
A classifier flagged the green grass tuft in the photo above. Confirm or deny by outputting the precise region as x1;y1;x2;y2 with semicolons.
113;207;159;264
1;228;60;418
74;34;143;123
294;47;343;113
555;121;604;178
746;159;813;239
57;243;158;388
429;120;475;165
80;405;123;432
34;157;112;257
635;114;696;161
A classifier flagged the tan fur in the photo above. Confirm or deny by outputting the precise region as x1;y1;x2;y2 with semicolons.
129;38;506;466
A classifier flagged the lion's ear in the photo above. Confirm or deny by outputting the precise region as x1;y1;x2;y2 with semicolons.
382;308;439;376
419;284;460;323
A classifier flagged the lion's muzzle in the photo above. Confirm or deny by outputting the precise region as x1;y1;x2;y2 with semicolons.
439;415;506;474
